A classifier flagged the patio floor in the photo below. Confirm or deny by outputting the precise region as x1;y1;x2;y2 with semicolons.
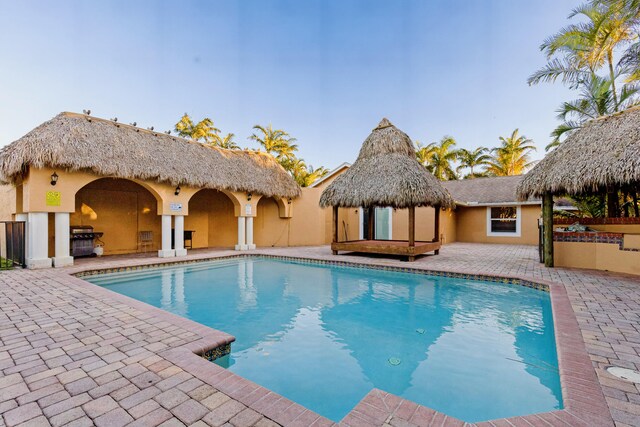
1;243;639;427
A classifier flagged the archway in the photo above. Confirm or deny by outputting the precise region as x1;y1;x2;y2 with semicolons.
186;189;237;248
66;178;162;255
254;197;290;247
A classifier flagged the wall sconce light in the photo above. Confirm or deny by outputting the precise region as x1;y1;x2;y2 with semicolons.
50;172;59;186
174;185;181;196
247;193;252;201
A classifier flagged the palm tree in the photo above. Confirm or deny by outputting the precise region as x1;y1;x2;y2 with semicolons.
174;113;221;145
420;136;459;180
280;158;328;187
528;1;638;108
249;124;298;161
218;133;240;150
547;73;640;150
487;130;537;176
456;147;492;178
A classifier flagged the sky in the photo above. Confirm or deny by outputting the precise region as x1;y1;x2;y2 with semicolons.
0;0;580;170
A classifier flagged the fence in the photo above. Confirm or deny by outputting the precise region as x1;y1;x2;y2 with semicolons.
0;221;26;269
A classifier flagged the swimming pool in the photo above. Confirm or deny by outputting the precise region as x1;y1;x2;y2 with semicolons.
86;256;563;422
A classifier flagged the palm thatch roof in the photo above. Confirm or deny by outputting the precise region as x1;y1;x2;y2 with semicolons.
517;106;640;200
0;112;301;198
319;118;454;209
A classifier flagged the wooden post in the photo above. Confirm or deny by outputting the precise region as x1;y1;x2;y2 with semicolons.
543;192;554;268
408;206;415;247
332;206;338;255
433;206;440;242
367;208;375;240
433;205;440;255
408;206;415;262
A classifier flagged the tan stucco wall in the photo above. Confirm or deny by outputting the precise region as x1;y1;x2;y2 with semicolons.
624;234;640;250
0;185;16;220
455;205;540;245
185;189;237;248
554;241;640;275
69;179;161;255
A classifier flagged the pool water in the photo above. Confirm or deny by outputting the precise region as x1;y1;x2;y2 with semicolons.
87;257;563;422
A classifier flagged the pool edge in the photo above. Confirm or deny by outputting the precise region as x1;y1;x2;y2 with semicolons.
64;252;613;427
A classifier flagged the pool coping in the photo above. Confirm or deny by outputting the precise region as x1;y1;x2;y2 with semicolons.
63;252;614;427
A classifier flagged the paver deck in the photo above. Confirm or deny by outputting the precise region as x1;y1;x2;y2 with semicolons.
1;243;639;427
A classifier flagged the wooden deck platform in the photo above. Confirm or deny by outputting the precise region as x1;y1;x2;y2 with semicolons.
331;239;441;261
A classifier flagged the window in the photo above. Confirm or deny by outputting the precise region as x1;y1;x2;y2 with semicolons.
486;206;521;237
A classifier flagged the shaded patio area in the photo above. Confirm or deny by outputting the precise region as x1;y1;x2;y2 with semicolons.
1;243;639;426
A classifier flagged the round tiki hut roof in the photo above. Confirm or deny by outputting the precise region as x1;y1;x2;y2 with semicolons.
517;106;640;200
319;118;454;209
0;112;301;198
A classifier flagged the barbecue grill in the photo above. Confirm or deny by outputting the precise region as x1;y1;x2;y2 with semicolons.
70;225;104;257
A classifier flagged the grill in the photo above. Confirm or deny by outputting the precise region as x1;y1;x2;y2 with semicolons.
70;225;104;257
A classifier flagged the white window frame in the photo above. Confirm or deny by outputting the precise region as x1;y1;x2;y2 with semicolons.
486;205;521;237
359;207;393;240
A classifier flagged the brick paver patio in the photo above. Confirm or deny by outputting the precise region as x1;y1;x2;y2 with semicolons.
1;243;638;427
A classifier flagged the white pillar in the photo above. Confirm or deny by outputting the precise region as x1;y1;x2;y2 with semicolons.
53;212;73;267
246;216;255;250
174;215;187;257
235;216;247;250
158;215;175;257
27;212;51;269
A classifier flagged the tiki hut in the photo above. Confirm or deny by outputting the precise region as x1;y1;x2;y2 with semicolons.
0;112;301;198
319;118;454;261
517;106;640;266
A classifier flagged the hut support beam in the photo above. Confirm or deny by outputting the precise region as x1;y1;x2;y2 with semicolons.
235;217;247;251
53;212;74;267
174;215;187;256
433;206;440;255
332;206;338;255
26;212;52;269
246;217;256;250
408;206;415;261
542;192;554;268
158;215;176;258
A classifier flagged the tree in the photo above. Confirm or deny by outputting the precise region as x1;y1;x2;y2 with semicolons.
415;136;459;180
174;113;221;145
456;147;492;178
547;73;639;150
487;130;537;176
529;1;639;113
218;133;240;150
249;124;299;162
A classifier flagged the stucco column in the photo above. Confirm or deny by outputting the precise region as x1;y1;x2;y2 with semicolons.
158;215;175;257
53;212;73;267
246;217;255;250
27;212;52;269
235;216;247;251
174;215;187;257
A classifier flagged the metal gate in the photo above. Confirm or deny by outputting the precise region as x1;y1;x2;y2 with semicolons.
0;221;26;269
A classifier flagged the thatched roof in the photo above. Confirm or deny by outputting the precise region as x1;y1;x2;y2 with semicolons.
319;118;454;209
518;106;640;200
0;112;301;198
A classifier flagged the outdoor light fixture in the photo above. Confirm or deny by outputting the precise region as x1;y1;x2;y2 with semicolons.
50;172;59;186
174;185;181;196
247;193;252;201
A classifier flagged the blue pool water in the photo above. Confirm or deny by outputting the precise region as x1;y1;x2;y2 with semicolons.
87;257;562;422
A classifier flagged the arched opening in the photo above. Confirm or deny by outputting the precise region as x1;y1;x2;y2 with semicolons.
254;197;290;247
186;189;237;248
65;178;162;256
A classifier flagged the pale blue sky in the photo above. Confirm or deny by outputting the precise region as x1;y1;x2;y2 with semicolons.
0;0;579;169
